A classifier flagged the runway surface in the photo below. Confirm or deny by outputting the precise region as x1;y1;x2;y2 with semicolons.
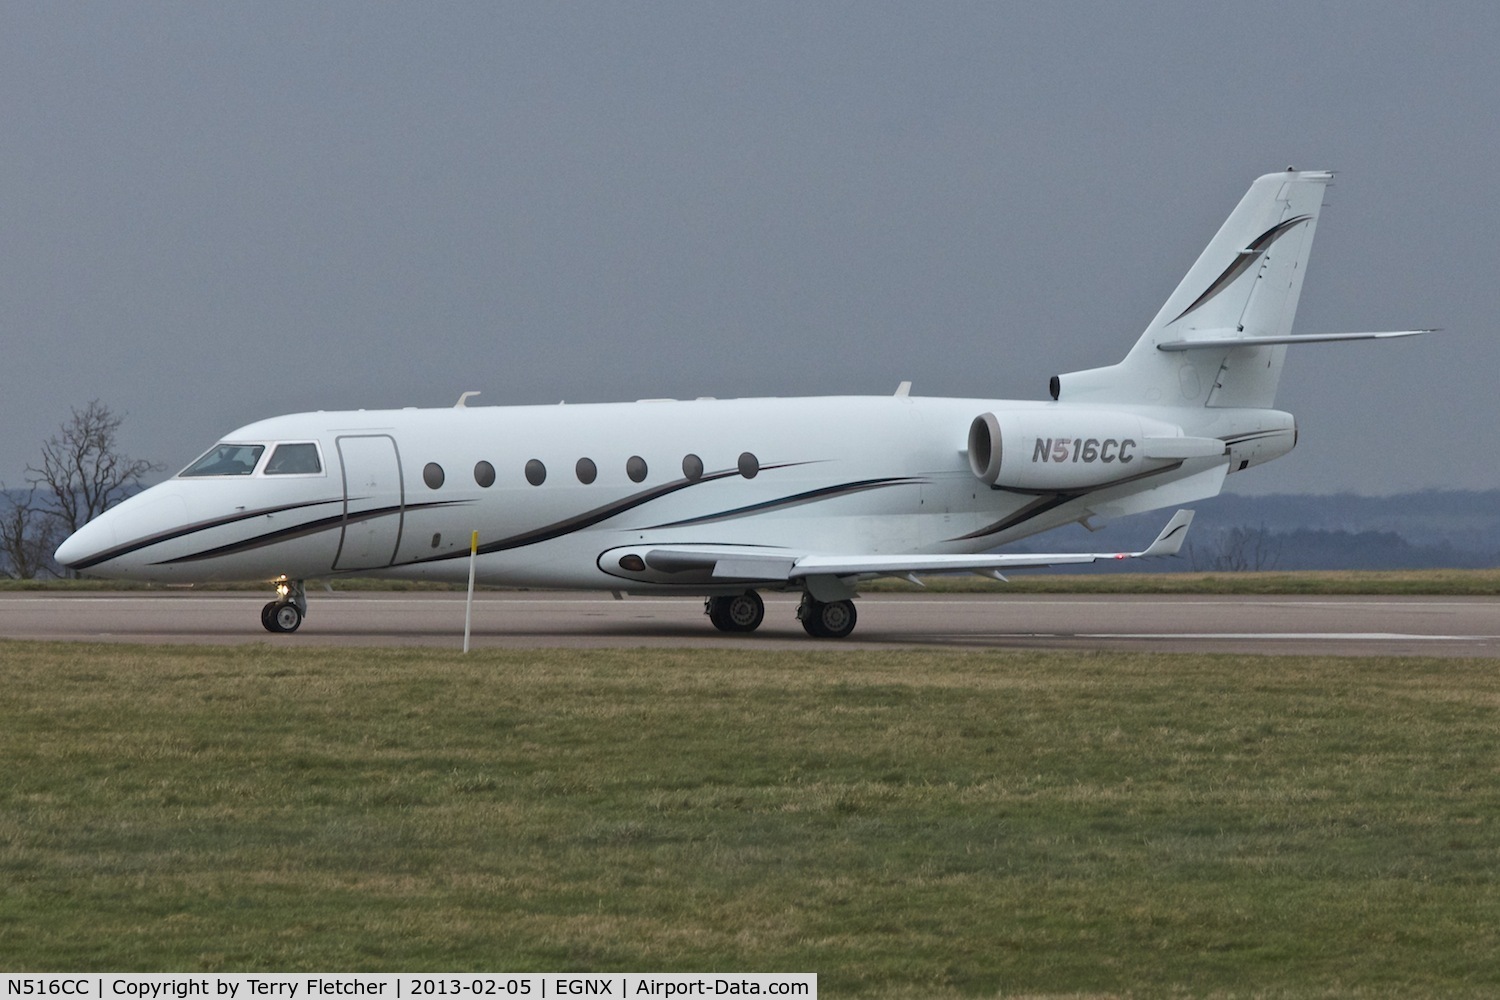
3;590;1499;657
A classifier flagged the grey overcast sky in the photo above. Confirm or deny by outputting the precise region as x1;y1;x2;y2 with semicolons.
1;2;1491;496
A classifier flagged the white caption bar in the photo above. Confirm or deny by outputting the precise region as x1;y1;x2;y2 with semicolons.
1;975;815;1000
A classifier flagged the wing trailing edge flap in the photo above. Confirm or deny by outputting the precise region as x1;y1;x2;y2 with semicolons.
641;549;796;579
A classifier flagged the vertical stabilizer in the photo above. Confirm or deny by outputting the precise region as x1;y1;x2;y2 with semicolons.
1055;169;1332;408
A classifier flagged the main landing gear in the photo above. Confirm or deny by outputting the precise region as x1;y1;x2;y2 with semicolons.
798;594;858;639
704;590;859;639
261;578;307;633
705;591;765;632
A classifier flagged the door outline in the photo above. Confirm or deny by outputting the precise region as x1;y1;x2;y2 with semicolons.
333;434;405;570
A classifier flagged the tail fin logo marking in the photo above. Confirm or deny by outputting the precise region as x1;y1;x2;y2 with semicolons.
1169;214;1313;324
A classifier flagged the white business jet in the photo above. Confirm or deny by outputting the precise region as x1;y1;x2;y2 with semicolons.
55;170;1422;638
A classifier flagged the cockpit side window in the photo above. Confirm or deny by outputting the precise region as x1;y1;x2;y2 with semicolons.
179;443;265;477
264;442;324;475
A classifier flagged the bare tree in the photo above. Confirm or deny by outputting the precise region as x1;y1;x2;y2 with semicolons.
27;400;162;536
1189;524;1282;572
0;487;59;579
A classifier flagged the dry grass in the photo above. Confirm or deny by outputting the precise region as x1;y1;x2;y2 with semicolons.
2;641;1498;996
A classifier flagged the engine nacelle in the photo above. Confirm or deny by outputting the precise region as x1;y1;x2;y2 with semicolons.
967;409;1199;490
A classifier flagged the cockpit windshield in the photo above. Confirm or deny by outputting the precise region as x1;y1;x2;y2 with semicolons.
179;443;265;477
264;442;323;475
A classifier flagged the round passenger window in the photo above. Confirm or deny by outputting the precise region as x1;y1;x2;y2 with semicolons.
474;461;496;488
626;455;648;483
682;454;704;482
423;463;445;489
576;457;597;484
525;459;547;486
738;452;760;479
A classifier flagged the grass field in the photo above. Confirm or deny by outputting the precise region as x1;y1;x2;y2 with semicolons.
2;641;1498;996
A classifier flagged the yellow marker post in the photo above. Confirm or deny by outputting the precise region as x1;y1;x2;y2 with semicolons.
463;530;479;653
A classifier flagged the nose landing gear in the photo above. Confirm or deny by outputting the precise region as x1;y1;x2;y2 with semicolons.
261;578;308;633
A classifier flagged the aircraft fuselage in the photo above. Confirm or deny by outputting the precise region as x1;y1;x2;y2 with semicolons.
56;394;1291;592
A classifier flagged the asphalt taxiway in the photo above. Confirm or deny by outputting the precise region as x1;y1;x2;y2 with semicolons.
2;590;1498;657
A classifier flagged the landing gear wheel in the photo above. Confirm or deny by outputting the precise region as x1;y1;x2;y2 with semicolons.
799;597;857;639
261;578;308;633
706;591;765;632
264;602;303;633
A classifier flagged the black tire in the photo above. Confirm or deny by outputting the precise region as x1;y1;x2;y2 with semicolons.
800;598;857;639
725;591;764;631
261;601;281;632
271;602;303;633
707;592;765;632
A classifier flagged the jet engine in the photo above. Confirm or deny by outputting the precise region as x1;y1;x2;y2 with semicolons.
966;409;1219;490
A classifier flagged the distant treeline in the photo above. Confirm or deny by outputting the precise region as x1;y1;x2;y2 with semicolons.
1010;489;1500;572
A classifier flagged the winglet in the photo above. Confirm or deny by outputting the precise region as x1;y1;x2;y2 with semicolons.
1138;509;1194;558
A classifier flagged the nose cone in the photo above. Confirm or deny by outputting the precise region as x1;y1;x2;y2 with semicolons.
55;516;117;572
53;486;189;577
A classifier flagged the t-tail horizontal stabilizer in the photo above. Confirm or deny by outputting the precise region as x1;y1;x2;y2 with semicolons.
1155;329;1432;352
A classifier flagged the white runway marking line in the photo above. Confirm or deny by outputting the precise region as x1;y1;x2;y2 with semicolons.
1083;633;1489;642
934;633;1492;642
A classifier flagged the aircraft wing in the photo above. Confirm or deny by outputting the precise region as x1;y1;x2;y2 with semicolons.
787;509;1194;578
620;509;1194;586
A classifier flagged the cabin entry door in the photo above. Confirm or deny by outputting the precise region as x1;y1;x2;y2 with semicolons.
334;434;404;571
